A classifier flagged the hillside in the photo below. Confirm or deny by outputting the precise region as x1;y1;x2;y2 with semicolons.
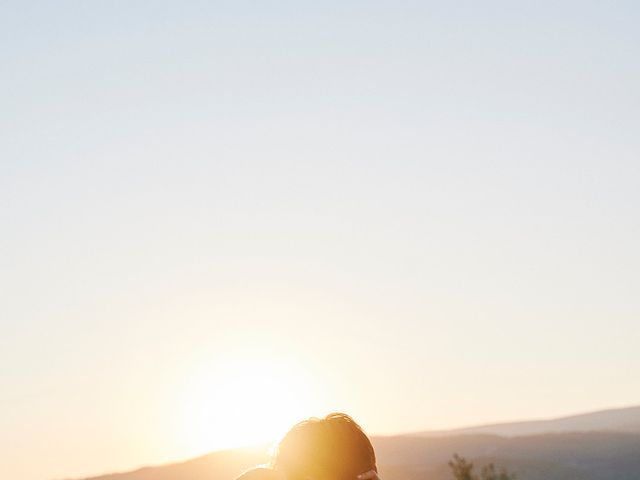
76;431;640;480
413;405;640;437
76;447;270;480
373;431;640;480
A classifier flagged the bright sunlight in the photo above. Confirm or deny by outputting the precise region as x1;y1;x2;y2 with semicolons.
172;348;322;455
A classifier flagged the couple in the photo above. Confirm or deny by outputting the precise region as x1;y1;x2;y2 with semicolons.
238;413;380;480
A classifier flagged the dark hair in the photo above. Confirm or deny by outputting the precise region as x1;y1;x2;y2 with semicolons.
274;413;377;480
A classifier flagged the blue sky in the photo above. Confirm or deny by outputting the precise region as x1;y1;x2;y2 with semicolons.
2;2;640;480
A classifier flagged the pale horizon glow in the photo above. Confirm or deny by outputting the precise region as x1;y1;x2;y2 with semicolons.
2;2;640;480
170;348;325;456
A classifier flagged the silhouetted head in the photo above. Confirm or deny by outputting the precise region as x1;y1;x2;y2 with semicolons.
274;413;377;480
237;467;282;480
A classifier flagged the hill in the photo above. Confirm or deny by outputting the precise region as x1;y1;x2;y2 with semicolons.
75;446;270;480
373;431;640;480
413;405;640;437
73;405;640;480
75;432;640;480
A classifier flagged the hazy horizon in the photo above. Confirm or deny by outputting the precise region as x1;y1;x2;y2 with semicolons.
56;403;640;480
49;403;640;480
2;2;639;480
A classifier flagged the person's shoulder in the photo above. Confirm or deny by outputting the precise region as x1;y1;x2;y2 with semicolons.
237;467;283;480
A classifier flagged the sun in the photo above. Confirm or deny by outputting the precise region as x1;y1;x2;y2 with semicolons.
172;348;319;455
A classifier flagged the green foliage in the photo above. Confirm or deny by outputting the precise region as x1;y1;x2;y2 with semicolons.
448;454;516;480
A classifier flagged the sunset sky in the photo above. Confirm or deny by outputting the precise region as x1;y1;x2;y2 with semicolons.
2;2;640;480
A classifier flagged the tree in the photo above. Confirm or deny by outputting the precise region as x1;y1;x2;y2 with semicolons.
448;454;516;480
479;463;516;480
448;454;475;480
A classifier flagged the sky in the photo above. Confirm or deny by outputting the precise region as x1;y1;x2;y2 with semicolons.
1;1;640;480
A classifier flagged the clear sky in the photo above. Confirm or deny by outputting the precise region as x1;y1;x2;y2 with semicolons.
2;2;639;480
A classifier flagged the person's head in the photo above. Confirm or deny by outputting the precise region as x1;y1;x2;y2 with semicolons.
274;413;377;480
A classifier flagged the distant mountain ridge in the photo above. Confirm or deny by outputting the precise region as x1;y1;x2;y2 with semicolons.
73;405;640;480
412;405;640;437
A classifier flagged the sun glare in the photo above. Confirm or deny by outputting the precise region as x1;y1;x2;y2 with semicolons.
173;349;319;455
